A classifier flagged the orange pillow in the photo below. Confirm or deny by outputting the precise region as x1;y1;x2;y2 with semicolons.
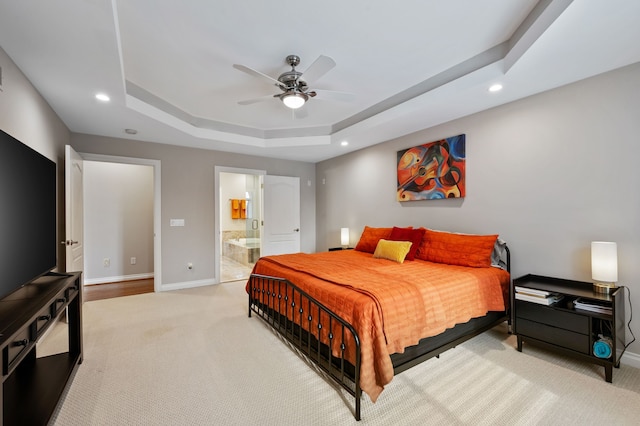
354;226;393;253
415;229;498;268
388;227;425;260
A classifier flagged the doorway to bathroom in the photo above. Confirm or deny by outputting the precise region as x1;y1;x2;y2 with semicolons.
218;170;263;282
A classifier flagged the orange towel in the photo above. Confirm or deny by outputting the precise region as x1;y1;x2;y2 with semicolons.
231;199;240;219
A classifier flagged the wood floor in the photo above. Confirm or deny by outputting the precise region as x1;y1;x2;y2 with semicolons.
83;278;154;302
82;257;252;301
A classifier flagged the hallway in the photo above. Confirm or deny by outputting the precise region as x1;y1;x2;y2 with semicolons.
83;256;252;302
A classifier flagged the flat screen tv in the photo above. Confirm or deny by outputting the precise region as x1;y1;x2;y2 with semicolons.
0;128;57;300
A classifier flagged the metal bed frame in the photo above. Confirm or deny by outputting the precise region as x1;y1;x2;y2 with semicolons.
248;246;510;421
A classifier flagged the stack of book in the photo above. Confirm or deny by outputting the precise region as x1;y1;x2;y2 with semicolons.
515;286;564;305
574;298;612;314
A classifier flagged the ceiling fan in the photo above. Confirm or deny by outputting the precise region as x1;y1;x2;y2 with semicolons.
233;54;354;110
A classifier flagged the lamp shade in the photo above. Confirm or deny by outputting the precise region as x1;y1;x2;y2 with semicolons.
591;241;618;283
341;228;349;247
282;92;306;109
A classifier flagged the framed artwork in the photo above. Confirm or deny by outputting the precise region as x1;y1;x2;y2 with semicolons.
396;134;465;201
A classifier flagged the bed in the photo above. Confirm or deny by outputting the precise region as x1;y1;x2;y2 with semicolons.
247;226;511;420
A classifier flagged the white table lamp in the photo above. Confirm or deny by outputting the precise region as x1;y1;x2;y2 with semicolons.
591;241;618;294
341;228;350;249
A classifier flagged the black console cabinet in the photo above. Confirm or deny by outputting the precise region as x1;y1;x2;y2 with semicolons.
513;274;624;382
0;272;82;425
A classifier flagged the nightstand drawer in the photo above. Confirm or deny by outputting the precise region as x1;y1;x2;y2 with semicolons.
516;301;589;334
517;318;590;354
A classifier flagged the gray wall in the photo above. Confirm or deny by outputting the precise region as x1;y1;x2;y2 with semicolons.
70;134;316;286
0;46;70;272
83;161;154;283
317;62;640;356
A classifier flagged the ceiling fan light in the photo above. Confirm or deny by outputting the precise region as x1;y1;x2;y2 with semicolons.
282;92;307;109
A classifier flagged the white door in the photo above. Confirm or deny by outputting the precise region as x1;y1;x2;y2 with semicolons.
262;175;300;256
64;145;84;273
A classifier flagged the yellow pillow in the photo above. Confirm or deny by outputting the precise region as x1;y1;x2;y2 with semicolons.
372;239;413;263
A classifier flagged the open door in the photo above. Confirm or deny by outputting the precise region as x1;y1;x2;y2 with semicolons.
245;173;261;258
261;175;300;256
64;145;84;273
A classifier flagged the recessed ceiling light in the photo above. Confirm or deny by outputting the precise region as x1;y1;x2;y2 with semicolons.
95;93;110;102
488;84;503;92
341;141;349;146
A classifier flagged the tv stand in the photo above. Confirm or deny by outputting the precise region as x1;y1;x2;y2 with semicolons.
0;271;82;425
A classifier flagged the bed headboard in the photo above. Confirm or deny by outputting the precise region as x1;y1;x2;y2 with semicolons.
492;238;510;272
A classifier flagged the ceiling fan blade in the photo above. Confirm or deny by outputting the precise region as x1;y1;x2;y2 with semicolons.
233;64;283;87
293;107;308;119
237;94;276;105
300;55;336;84
311;89;355;102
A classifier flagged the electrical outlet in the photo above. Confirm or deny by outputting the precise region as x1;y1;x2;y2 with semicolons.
130;257;136;265
103;258;110;267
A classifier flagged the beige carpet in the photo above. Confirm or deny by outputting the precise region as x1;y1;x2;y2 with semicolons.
46;281;640;425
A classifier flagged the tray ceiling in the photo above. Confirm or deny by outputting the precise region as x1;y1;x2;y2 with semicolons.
1;0;639;162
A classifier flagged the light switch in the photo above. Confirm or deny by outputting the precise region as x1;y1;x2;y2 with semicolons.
170;219;185;227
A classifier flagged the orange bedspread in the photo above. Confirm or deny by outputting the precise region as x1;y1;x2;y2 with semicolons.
251;250;509;402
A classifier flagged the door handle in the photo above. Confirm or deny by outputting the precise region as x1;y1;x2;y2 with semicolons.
61;240;79;246
294;228;300;232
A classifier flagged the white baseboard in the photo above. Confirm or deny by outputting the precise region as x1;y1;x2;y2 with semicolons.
84;273;154;285
85;275;219;292
159;278;217;292
622;349;640;369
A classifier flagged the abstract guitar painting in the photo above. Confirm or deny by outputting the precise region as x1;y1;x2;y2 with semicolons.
396;134;466;201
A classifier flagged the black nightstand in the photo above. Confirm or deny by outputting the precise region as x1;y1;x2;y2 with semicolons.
328;247;353;251
512;274;625;382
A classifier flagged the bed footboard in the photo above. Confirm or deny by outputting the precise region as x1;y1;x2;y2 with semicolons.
248;274;363;420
